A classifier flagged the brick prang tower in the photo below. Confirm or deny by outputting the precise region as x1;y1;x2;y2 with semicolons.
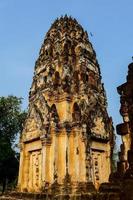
18;16;114;197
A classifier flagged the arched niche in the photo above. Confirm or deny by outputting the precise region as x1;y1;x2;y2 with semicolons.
54;71;60;88
75;45;82;56
88;71;97;88
73;71;79;92
63;40;70;53
72;102;81;122
79;99;87;112
45;43;53;57
73;71;79;82
50;104;59;123
80;72;87;83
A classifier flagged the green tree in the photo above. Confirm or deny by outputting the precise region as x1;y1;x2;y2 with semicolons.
0;96;27;194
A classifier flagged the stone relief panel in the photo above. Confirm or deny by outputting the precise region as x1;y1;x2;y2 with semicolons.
91;117;106;135
28;150;42;192
92;151;102;189
22;107;42;141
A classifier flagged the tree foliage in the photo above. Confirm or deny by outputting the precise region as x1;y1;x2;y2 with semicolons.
0;96;27;194
0;96;27;144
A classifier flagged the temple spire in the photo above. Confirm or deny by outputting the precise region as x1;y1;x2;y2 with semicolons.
18;16;114;195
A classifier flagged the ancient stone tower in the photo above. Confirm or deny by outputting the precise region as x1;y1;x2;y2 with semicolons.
117;61;133;174
98;61;133;200
18;16;114;194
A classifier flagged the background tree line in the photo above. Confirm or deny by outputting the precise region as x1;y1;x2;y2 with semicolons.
0;96;27;195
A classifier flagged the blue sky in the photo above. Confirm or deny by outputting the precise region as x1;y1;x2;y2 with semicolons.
0;0;133;143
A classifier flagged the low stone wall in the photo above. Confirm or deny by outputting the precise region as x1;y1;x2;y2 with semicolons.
0;192;121;200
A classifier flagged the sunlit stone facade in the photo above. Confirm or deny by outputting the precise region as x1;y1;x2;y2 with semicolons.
18;16;114;194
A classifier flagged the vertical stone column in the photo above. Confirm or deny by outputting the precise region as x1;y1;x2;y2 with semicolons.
45;144;51;183
74;128;79;182
79;132;86;182
40;136;47;188
49;132;55;184
28;151;33;192
17;143;24;191
66;133;69;175
68;131;75;182
23;150;30;191
57;131;66;184
41;135;52;187
53;133;58;182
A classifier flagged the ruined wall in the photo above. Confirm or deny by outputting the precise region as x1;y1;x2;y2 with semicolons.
116;62;133;172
